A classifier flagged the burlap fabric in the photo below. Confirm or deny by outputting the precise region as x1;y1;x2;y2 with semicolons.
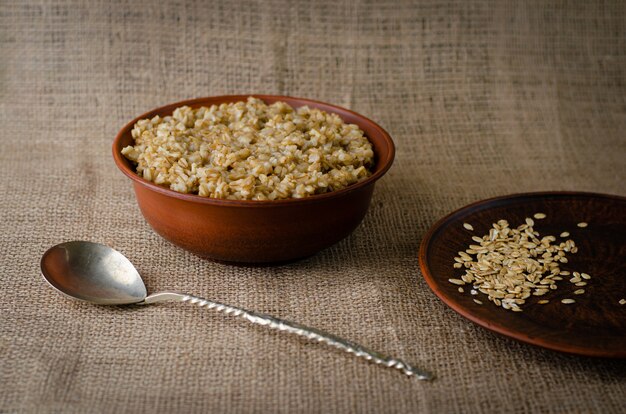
1;0;625;412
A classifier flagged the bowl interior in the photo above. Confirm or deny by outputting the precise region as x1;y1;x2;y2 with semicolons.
113;95;395;203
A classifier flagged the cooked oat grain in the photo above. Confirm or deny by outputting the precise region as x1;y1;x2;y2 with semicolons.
122;97;374;200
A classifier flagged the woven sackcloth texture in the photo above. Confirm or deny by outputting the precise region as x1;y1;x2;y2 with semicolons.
1;0;625;412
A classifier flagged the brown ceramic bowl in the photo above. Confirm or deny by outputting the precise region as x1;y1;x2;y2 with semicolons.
113;95;395;263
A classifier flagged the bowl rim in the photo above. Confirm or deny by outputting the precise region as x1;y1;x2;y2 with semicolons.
112;94;395;207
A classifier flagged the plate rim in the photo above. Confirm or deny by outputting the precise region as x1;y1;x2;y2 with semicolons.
418;190;626;358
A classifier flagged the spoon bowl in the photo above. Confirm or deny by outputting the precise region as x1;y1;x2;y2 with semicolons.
41;241;147;305
40;240;432;380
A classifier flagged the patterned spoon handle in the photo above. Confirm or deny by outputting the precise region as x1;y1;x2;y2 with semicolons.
144;292;433;380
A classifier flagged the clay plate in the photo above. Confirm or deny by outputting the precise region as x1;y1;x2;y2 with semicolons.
419;192;626;357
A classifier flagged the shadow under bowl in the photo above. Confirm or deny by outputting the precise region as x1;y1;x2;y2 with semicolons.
112;95;395;264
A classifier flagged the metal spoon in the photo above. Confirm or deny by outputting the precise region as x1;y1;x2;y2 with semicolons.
40;241;433;380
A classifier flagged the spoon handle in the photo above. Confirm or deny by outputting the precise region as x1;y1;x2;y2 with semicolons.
144;292;432;380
